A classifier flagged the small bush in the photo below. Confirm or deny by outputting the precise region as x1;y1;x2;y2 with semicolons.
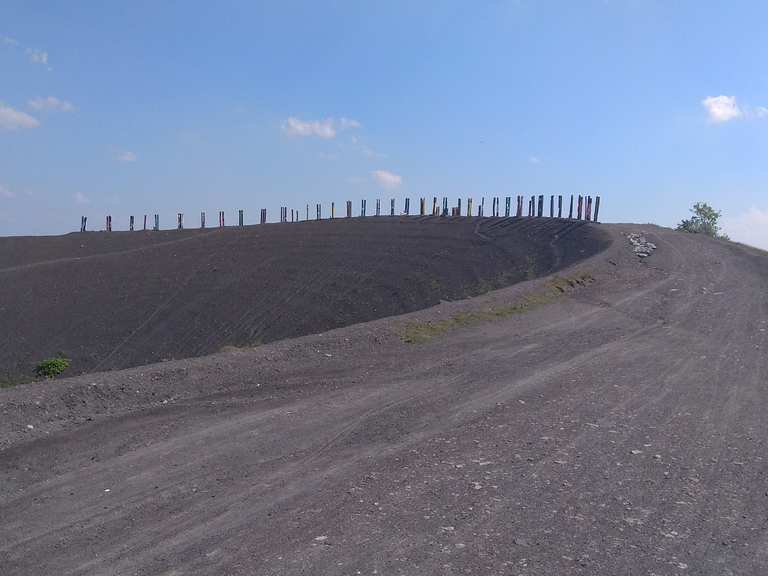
35;357;71;379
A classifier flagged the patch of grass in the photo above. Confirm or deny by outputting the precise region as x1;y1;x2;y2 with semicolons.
0;375;35;389
402;272;593;344
34;357;71;379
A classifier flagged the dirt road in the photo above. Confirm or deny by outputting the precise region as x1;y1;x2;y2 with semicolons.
1;224;767;575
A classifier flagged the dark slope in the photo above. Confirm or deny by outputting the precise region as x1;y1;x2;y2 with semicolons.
0;217;608;379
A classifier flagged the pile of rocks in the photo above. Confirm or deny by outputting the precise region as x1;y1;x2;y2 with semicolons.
627;232;656;258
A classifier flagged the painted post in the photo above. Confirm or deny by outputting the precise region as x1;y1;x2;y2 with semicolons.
390;198;395;216
558;195;563;218
594;196;601;222
577;195;583;220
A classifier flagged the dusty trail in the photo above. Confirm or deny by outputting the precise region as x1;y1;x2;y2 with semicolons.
1;224;767;575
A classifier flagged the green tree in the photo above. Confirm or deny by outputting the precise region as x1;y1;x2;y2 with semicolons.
676;202;729;240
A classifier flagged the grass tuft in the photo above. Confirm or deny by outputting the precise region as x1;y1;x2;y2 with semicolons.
402;272;593;344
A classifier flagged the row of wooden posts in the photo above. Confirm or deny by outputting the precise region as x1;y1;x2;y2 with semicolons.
78;194;601;232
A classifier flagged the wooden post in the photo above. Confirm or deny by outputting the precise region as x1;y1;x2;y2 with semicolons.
537;195;544;217
550;195;554;218
154;214;160;230
420;198;425;216
390;198;395;216
177;213;183;230
143;215;147;231
577;195;583;220
467;197;472;216
558;195;563;218
569;195;574;219
238;209;244;226
585;196;592;221
376;198;381;216
361;199;366;217
594;196;601;222
405;198;410;215
201;212;205;228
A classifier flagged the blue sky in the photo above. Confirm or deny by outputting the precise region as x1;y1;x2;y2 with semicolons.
2;1;767;247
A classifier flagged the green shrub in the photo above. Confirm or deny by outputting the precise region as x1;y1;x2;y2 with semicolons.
35;357;71;379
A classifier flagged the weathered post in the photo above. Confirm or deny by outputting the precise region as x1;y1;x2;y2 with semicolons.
201;212;206;228
577;195;583;220
317;203;322;220
558;195;563;218
505;196;511;217
361;199;366;217
467;197;473;216
390;198;395;216
129;215;135;231
457;198;462;216
143;215;147;231
346;200;352;218
537;195;544;217
177;213;183;230
550;195;554;218
376;198;381;216
154;214;160;231
568;195;574;219
480;197;485;217
238;209;244;227
585;196;592;221
442;197;448;216
405;198;410;215
594;196;601;222
419;198;425;216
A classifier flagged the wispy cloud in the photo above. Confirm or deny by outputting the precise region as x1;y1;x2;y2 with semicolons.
1;35;18;47
116;151;137;163
74;192;90;205
28;96;75;112
702;95;742;123
371;169;402;189
0;103;40;130
283;116;361;139
528;155;542;164
26;48;48;66
0;184;16;199
722;207;768;250
701;95;768;124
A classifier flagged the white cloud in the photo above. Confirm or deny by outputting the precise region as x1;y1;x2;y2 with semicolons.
0;103;40;130
722;207;768;250
282;116;361;139
528;155;541;164
26;48;48;65
1;36;18;47
371;169;402;189
28;96;75;112
702;95;743;123
0;184;16;199
116;151;137;163
74;192;90;205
